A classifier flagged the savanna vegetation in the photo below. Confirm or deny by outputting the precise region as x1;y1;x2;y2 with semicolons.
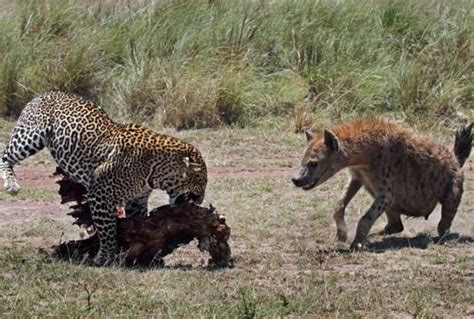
0;0;472;130
0;0;473;317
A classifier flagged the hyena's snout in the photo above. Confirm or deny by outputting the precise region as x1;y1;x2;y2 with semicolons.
291;167;306;187
292;167;319;190
291;174;306;187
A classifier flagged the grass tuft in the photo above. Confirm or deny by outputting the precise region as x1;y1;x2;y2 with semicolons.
0;0;471;128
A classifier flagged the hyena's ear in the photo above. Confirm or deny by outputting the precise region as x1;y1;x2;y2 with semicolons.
303;128;315;143
324;129;340;152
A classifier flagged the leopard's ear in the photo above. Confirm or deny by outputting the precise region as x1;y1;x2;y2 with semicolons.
183;156;203;172
183;156;190;167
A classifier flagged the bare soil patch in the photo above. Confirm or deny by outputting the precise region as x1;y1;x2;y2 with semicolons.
1;159;472;238
0;201;67;226
13;163;59;189
0;163;67;226
0;137;472;317
209;166;291;178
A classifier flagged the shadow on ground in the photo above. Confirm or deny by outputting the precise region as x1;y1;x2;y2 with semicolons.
315;233;474;256
366;232;474;253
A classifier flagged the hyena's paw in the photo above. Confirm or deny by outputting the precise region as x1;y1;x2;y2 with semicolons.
379;222;404;236
336;229;348;242
349;237;366;251
4;178;20;195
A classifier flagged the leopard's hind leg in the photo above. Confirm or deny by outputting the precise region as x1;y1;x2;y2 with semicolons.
1;123;47;195
1;95;51;195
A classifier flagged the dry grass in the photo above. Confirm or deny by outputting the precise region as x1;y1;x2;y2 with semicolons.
0;0;472;129
0;125;472;317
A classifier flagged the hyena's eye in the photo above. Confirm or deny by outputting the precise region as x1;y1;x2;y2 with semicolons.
307;161;318;169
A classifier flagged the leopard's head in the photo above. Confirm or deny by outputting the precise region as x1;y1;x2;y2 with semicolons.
149;146;207;205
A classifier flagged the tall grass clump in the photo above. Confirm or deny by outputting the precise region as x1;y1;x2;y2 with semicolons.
0;0;472;129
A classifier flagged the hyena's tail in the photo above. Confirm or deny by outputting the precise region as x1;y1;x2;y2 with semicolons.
454;122;473;168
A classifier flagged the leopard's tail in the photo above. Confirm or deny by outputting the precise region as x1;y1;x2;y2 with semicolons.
454;122;473;168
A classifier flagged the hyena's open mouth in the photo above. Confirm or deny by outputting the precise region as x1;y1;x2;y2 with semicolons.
292;177;319;190
301;179;318;190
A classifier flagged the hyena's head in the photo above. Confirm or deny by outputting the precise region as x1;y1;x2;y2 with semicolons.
292;128;345;191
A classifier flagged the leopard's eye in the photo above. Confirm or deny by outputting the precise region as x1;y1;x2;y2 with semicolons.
307;161;318;169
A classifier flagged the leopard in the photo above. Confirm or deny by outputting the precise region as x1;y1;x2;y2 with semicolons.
0;91;207;265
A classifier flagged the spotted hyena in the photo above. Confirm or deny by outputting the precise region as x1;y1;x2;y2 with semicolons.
292;118;473;250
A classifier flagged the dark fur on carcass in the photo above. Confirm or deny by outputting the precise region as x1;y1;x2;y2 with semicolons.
48;168;232;268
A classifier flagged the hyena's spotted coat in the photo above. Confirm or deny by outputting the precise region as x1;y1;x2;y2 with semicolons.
292;118;473;250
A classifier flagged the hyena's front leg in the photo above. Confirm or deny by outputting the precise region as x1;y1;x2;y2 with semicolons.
351;193;392;250
333;178;362;242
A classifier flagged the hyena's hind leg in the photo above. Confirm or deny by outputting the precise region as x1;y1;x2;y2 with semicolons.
378;208;404;236
0;123;47;194
438;180;463;238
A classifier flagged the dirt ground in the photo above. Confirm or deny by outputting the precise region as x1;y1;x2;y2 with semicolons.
0;164;66;225
0;163;289;223
2;156;472;241
0;130;473;317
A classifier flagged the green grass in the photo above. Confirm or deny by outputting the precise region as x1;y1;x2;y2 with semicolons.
0;127;473;317
0;187;56;202
0;0;473;316
0;0;472;129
